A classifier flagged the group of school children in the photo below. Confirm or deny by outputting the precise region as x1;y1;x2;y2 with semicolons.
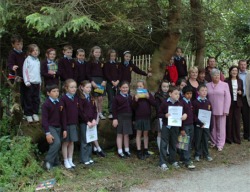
7;33;218;172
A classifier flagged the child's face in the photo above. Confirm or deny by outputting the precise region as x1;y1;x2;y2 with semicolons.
81;83;91;94
31;47;39;57
12;41;23;51
110;52;116;61
184;91;192;100
179;82;187;90
120;83;129;94
66;82;77;95
169;90;180;101
93;48;101;59
47;88;59;99
47;51;56;61
198;72;205;80
170;57;174;63
63;49;73;57
161;82;169;93
137;82;144;89
124;53;131;62
198;87;207;98
176;48;182;57
77;52;85;61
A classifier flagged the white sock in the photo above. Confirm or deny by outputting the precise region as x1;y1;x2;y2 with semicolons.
118;149;123;154
157;136;161;152
68;158;75;167
125;148;129;152
64;159;71;169
97;146;102;152
93;146;97;151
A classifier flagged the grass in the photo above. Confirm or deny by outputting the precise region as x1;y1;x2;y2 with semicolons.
31;137;250;192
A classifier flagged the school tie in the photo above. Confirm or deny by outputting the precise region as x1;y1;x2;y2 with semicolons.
53;100;59;104
86;96;90;102
124;61;129;67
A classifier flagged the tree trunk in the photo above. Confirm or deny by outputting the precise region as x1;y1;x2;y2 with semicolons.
190;0;206;68
148;0;182;91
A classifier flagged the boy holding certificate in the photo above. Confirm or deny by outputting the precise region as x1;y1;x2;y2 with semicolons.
180;86;196;169
158;86;187;170
193;84;213;162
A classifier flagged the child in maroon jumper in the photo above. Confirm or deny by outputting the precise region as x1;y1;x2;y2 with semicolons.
76;49;88;84
154;80;170;151
87;46;106;120
112;81;133;158
174;47;188;80
7;35;26;109
58;45;78;83
104;49;121;119
120;51;151;84
133;80;156;160
41;48;59;86
193;84;213;162
42;85;65;170
60;79;78;169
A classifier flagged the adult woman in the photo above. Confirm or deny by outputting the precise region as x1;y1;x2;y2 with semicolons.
187;66;200;101
225;66;243;144
207;69;231;151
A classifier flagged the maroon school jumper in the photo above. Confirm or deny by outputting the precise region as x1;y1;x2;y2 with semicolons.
7;49;26;77
41;59;59;86
120;62;147;83
58;57;78;82
76;60;88;84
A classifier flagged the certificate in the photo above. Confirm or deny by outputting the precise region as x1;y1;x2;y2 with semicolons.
198;109;212;128
86;125;98;143
168;106;183;127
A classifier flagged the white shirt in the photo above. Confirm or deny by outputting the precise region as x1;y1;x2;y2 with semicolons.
232;79;238;101
23;55;41;85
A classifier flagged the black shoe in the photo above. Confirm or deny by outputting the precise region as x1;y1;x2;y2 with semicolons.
226;139;232;144
144;150;151;158
124;151;131;158
97;150;106;157
93;150;98;155
137;150;144;160
118;153;126;158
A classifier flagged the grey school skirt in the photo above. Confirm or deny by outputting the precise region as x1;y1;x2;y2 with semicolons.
134;119;151;131
63;124;78;142
117;113;133;135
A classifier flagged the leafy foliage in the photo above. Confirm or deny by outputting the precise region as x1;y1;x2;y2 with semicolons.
0;136;43;191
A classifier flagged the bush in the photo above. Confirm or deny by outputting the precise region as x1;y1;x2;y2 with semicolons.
0;136;43;191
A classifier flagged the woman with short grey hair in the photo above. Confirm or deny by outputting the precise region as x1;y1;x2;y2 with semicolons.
206;69;231;151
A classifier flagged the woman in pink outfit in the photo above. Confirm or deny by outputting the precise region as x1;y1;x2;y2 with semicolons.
207;69;231;151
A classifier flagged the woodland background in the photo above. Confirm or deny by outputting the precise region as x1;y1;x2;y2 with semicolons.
0;0;250;191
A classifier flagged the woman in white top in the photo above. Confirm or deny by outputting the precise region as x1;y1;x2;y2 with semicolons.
225;66;243;144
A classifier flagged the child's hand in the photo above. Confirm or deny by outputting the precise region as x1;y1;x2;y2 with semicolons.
134;95;139;101
101;81;106;87
91;81;97;88
181;113;187;120
87;121;93;128
12;65;18;71
180;130;186;136
92;119;97;126
113;119;118;128
63;131;67;139
237;90;242;95
147;73;152;77
46;134;54;144
165;113;170;118
146;93;150;99
25;82;31;87
48;70;55;75
171;82;176;86
114;80;119;87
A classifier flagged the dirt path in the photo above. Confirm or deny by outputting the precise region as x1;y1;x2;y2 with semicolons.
130;160;250;192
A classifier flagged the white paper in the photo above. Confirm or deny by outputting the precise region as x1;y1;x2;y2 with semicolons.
86;125;98;143
198;109;211;128
168;106;183;127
